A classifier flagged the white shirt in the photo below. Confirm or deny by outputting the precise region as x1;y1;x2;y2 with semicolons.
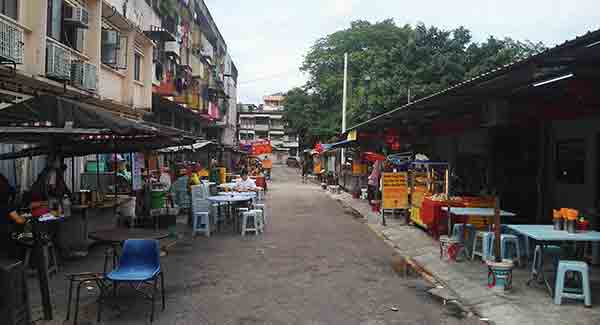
235;178;256;191
159;173;172;189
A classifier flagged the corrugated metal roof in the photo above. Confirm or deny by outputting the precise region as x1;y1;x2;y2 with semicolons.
348;28;600;132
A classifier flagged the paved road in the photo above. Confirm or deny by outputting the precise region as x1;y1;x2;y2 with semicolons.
35;166;469;325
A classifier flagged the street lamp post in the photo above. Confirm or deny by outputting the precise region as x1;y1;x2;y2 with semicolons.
364;75;372;119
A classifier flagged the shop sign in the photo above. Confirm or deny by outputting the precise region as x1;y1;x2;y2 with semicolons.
382;172;409;209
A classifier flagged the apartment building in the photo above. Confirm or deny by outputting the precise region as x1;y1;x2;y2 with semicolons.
238;94;299;158
0;0;238;186
0;0;158;112
148;0;237;144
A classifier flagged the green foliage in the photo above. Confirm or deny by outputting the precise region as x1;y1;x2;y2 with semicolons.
285;20;546;143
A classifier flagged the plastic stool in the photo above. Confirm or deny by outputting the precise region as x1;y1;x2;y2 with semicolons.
192;212;210;237
251;209;265;233
472;231;494;261
452;223;476;254
499;234;522;266
241;211;260;236
255;203;266;228
554;260;591;307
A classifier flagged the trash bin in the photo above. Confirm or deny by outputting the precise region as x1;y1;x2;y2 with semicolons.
151;190;166;209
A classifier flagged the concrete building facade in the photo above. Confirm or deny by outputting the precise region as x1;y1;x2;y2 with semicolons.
238;93;299;161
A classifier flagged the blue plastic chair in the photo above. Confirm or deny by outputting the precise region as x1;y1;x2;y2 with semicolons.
98;239;165;323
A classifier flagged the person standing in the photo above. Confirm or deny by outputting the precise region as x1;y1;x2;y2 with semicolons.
301;158;310;183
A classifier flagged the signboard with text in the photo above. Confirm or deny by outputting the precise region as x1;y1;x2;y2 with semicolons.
382;172;409;209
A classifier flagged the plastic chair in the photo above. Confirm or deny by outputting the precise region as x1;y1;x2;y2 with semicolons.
554;260;591;307
99;239;165;323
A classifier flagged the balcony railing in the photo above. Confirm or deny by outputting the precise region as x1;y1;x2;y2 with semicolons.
0;15;24;65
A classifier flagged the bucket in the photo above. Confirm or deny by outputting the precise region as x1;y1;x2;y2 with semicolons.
487;260;514;291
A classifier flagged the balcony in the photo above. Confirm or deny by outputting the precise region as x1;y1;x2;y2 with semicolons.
0;16;24;66
254;124;269;132
71;61;97;91
164;41;180;58
46;40;72;80
270;123;285;131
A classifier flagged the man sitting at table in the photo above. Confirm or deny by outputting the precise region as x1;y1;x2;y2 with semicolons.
235;169;257;192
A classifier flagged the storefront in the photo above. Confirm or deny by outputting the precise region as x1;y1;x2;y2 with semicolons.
344;29;600;228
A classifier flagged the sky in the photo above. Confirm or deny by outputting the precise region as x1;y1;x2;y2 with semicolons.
204;0;600;105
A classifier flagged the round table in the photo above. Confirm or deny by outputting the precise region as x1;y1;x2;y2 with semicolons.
89;228;170;244
218;192;257;198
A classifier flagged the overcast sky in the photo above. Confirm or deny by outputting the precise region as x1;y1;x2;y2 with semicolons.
205;0;600;105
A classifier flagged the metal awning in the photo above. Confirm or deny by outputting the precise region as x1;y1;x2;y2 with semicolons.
0;95;157;141
144;26;176;42
157;141;216;153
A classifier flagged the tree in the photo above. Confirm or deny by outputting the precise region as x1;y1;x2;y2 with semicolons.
282;87;337;149
285;20;546;144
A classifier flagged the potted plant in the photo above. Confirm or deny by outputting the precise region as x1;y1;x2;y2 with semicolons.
486;197;514;291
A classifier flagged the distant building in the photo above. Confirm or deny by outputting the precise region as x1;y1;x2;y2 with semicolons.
238;94;299;160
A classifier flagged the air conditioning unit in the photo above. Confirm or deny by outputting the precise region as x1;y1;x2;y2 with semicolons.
46;42;71;80
0;18;24;64
71;61;97;91
64;5;89;28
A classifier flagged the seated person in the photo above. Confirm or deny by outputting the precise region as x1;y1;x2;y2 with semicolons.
235;170;257;192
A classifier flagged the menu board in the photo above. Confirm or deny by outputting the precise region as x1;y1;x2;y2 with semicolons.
382;172;409;209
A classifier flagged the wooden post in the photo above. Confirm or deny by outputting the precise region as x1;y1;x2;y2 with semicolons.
494;197;502;263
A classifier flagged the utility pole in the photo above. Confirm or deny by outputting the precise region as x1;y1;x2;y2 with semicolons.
341;53;348;164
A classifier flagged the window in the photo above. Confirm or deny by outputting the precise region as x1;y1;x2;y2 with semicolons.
47;0;85;52
556;139;586;184
134;53;142;81
0;0;18;20
47;0;62;40
101;29;127;69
